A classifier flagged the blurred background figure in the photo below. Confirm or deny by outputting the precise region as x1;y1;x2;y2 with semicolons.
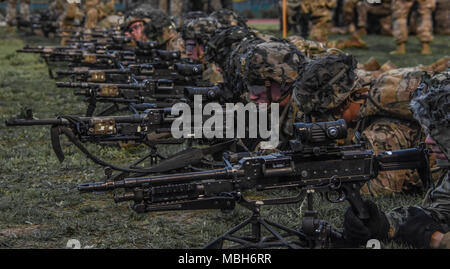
6;0;30;27
299;0;336;42
390;0;436;55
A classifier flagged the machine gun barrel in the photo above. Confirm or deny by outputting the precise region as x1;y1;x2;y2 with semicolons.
78;168;234;192
5;114;148;127
56;81;146;89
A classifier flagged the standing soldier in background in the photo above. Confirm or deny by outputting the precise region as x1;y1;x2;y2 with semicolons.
340;0;392;36
84;0;99;29
6;0;31;27
299;0;336;42
356;0;392;36
159;0;184;17
390;0;436;55
434;0;450;35
59;0;84;45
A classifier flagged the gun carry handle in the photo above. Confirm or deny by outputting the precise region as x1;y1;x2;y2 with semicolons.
341;182;369;220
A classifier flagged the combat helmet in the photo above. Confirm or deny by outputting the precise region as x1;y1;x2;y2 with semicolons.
181;17;222;44
209;9;247;28
292;53;358;115
123;4;154;32
242;40;306;103
205;26;259;69
142;9;175;42
411;71;450;160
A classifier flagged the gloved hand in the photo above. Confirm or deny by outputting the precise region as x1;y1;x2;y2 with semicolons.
343;200;389;246
396;207;444;249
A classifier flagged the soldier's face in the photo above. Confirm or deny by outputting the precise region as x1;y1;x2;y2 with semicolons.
129;21;146;41
426;135;447;161
248;82;291;106
186;41;204;61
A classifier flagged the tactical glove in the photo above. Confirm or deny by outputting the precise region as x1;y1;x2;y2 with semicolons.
396;207;444;249
343;200;390;247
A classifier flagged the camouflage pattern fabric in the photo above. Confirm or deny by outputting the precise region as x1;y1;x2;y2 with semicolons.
300;0;336;42
163;30;185;55
242;40;306;91
385;72;450;240
411;72;450;159
434;0;450;34
392;0;436;44
357;68;426;121
341;0;359;27
225;38;265;95
202;62;224;84
7;0;31;26
360;117;425;195
356;0;392;35
286;35;328;58
181;17;222;44
84;0;100;29
210;9;247;28
205;26;259;71
59;2;84;45
292;53;358;115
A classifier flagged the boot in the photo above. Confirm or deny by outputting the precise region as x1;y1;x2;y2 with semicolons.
356;27;367;36
379;60;397;72
363;57;381;71
390;42;406;55
421;56;450;72
348;32;367;48
421;42;432;55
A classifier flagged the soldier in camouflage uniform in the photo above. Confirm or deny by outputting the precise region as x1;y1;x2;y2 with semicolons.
84;0;99;29
343;72;450;249
434;0;450;35
356;0;392;36
6;0;31;26
292;54;442;196
299;0;337;42
7;0;31;27
59;0;84;45
97;0;124;29
181;16;223;83
241;40;307;149
341;0;392;36
123;6;185;54
390;0;436;55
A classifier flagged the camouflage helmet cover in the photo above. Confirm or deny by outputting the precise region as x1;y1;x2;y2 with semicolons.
209;9;247;28
181;17;222;42
205;26;258;67
411;71;450;160
292;54;358;115
124;4;154;28
142;9;174;40
242;40;306;86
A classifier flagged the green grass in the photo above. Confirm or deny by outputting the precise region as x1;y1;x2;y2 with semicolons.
0;26;441;249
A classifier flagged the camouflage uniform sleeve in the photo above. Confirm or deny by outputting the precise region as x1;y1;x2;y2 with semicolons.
360;117;424;195
385;170;450;238
166;32;186;57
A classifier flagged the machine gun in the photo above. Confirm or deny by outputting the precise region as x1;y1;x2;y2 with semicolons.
55;63;204;83
78;119;431;249
55;79;225;116
5;105;249;175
